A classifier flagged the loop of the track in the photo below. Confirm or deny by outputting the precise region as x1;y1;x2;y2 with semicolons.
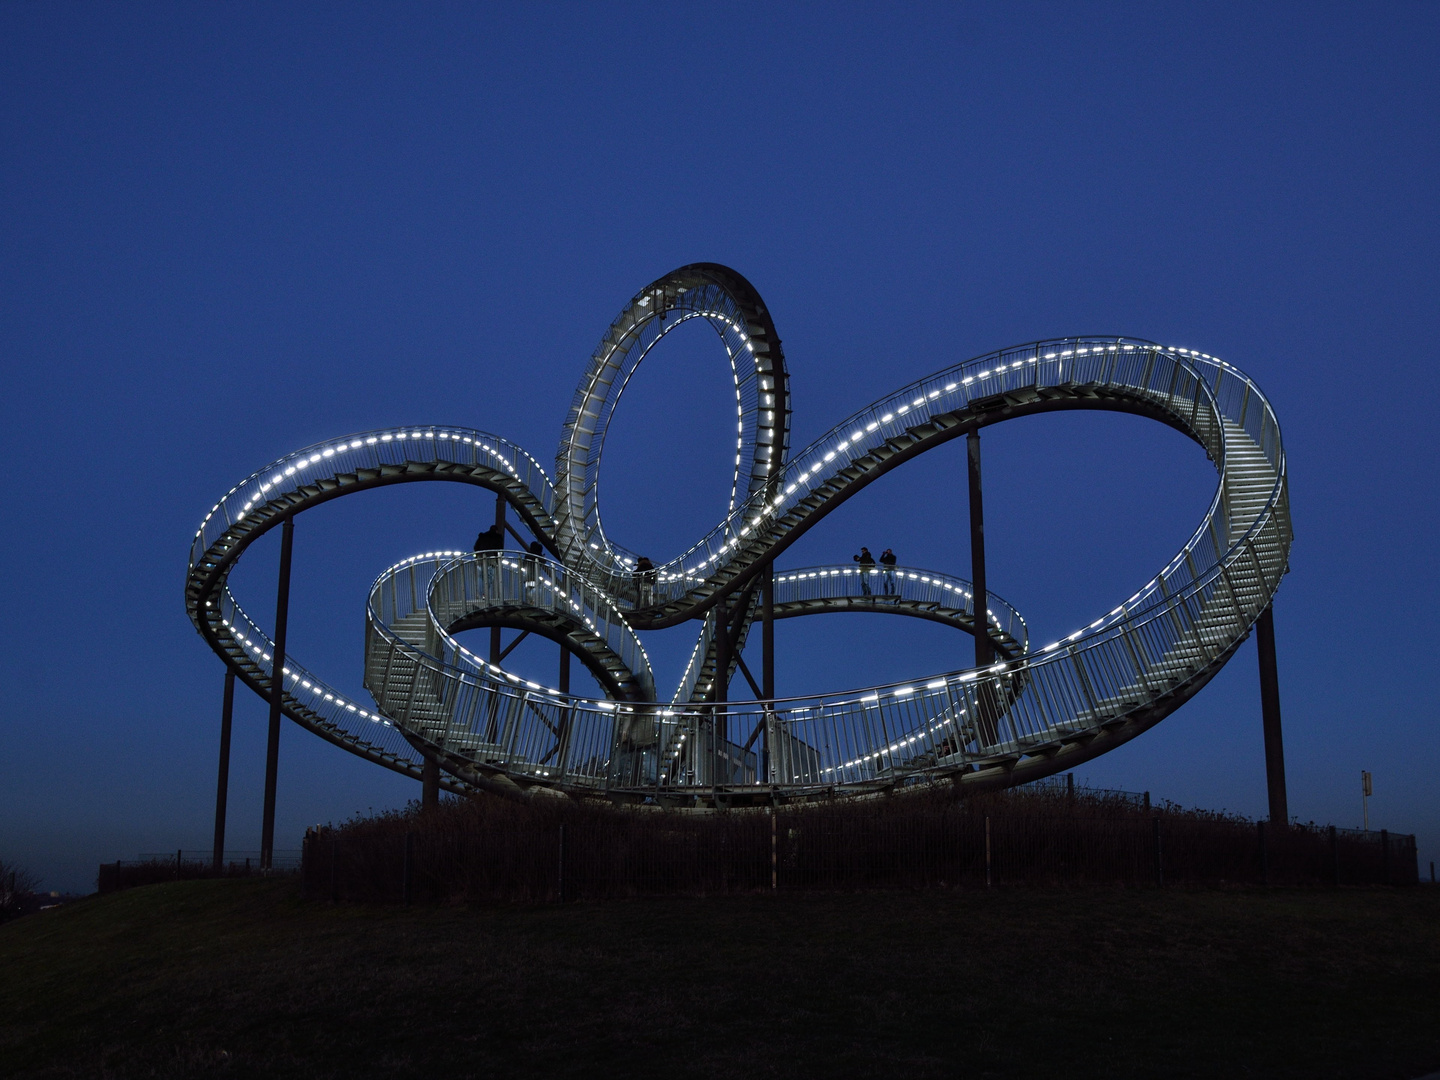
186;266;1290;803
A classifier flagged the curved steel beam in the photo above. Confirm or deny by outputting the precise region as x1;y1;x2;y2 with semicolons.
185;267;1290;806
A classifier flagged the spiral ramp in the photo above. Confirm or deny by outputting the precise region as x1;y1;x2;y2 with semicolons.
186;264;1291;805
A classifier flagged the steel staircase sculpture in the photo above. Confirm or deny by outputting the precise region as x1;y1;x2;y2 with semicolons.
186;263;1291;805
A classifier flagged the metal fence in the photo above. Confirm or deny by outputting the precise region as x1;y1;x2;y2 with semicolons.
299;787;1418;905
97;850;301;893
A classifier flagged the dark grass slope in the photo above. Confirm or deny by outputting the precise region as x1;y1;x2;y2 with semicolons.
304;783;1414;905
1;878;1437;1079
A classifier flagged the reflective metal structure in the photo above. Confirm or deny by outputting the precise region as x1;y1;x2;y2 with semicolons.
187;263;1291;807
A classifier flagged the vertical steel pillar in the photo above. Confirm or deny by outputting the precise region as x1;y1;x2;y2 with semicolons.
1256;604;1288;826
967;430;1000;745
212;670;235;869
557;646;572;786
260;516;295;871
491;494;506;665
714;599;729;794
421;756;439;811
967;430;993;668
762;563;775;785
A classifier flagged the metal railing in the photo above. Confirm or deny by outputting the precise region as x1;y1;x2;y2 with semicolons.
342;341;1288;797
187;325;1290;801
189;425;557;574
770;563;1027;648
589;339;1285;621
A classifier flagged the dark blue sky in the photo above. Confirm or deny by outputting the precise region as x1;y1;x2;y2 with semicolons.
3;3;1436;893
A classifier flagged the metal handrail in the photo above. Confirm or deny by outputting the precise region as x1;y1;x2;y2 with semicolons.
186;276;1290;801
188;425;557;573
338;341;1288;794
553;339;1284;627
769;563;1027;647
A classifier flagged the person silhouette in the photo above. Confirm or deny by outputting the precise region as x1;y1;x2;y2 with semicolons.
634;556;657;604
880;548;897;595
853;546;876;595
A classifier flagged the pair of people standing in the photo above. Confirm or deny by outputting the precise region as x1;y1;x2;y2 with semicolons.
474;524;544;561
475;525;547;589
852;546;898;595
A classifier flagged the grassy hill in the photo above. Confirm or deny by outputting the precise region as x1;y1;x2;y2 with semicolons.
1;879;1437;1079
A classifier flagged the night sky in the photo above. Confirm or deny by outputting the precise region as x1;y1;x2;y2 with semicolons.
3;3;1436;893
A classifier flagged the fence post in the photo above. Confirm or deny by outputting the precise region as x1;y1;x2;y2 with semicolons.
402;832;413;906
557;823;565;903
984;815;992;888
771;808;778;892
1152;817;1163;887
1329;825;1339;887
1258;821;1268;886
1380;829;1389;885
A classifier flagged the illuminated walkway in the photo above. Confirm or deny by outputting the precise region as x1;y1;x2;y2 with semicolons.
186;263;1291;805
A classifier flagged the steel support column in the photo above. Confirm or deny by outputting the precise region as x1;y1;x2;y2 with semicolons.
967;431;1001;745
714;599;729;793
967;431;993;668
421;756;439;811
762;562;774;785
1256;603;1288;826
556;646;572;784
260;515;294;870
212;670;235;869
491;493;506;665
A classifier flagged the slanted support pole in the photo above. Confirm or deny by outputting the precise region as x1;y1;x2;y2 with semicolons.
260;515;294;871
967;430;993;669
491;493;506;665
212;670;235;869
1256;603;1288;827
